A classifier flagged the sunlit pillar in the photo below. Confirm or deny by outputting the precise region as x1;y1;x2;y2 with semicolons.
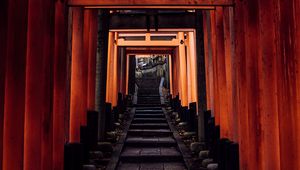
70;7;86;142
112;33;118;106
106;32;115;104
178;32;188;106
169;55;173;96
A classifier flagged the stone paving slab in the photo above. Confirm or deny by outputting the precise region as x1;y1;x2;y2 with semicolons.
117;162;187;170
121;147;180;157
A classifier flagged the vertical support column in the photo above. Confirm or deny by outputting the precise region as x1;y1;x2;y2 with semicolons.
295;0;300;169
234;0;249;169
258;0;281;169
215;7;229;138
203;12;212;110
3;0;28;169
70;7;86;142
24;0;54;169
126;54;129;95
95;10;109;141
0;0;8;168
53;0;69;169
169;55;173;96
188;32;198;103
112;33;119;106
277;0;298;169
195;10;207;141
243;0;260;168
106;32;114;103
210;10;220;124
178;32;188;106
85;9;98;110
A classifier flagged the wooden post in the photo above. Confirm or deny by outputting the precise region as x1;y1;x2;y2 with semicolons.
3;0;28;169
106;32;114;103
0;0;8;168
53;0;69;169
258;0;281;169
24;0;54;169
95;9;109;141
195;10;207;141
70;7;86;142
178;32;188;106
277;0;298;169
85;9;98;110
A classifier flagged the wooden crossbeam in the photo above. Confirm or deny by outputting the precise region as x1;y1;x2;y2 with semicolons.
68;0;234;7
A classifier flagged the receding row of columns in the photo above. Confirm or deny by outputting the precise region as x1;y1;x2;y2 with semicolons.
203;1;300;169
0;2;100;169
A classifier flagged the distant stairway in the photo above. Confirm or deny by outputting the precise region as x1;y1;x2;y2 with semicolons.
117;76;187;170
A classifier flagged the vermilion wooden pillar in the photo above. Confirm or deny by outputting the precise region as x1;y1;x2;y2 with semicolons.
233;0;249;169
178;32;188;106
277;0;298;169
223;7;236;141
3;0;28;169
215;7;229;138
70;7;87;142
106;32;115;104
24;0;54;169
85;9;98;110
258;0;281;169
0;0;8;168
203;11;211;110
295;0;300;168
53;0;69;169
243;0;260;168
112;34;119;106
210;10;220;124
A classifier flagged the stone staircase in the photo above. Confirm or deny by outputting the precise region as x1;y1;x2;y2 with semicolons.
116;78;187;170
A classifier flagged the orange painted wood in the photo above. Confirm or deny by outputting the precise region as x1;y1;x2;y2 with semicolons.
169;55;173;96
106;32;114;103
203;12;211;110
242;0;260;168
178;32;188;106
68;0;234;6
0;0;8;168
215;7;229;138
295;0;300;169
112;34;119;106
210;10;220;125
53;0;69;169
277;0;298;169
3;0;28;169
24;0;54;169
233;1;249;169
70;7;87;142
84;9;98;110
258;0;281;169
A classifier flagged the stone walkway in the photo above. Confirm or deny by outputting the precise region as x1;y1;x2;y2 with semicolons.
116;95;187;170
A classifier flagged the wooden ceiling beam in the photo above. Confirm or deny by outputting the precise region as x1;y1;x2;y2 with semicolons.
68;0;234;7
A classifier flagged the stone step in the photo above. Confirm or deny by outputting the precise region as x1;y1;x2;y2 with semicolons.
125;136;177;147
135;110;163;113
128;129;172;136
134;114;165;118
132;118;167;123
135;106;162;110
120;147;182;162
130;123;169;129
134;104;165;107
117;162;187;170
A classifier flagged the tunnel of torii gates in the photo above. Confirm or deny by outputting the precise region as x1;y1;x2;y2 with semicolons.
0;0;300;169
